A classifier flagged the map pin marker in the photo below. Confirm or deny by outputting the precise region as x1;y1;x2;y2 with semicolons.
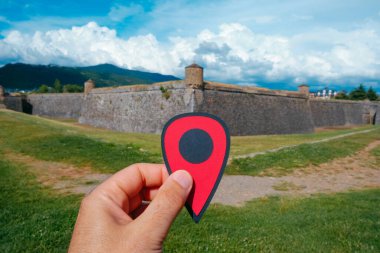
161;113;230;223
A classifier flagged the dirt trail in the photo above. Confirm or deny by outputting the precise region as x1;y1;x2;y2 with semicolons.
213;140;380;205
4;140;380;206
4;151;111;194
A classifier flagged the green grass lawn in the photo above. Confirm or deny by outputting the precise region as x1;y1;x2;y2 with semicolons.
1;156;379;252
0;158;80;253
0;110;160;173
230;125;373;156
1;109;380;252
228;127;380;176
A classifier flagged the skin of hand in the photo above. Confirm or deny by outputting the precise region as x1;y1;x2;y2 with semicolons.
68;163;193;253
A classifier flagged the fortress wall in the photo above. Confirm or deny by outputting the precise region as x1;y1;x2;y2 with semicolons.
79;83;194;134
27;93;83;118
4;96;24;112
194;88;315;135
310;100;379;127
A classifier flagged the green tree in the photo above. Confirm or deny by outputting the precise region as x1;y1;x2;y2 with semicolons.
349;84;367;100
37;84;49;93
367;86;378;101
63;84;83;93
53;79;62;93
335;91;348;100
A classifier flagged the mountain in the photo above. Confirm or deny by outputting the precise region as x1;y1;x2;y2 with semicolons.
0;63;180;90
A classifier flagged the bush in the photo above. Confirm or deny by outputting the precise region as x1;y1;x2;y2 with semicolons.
63;84;83;93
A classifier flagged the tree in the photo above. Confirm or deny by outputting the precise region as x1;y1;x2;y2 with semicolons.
53;79;62;93
37;84;49;93
367;86;378;101
63;84;83;93
335;91;348;100
349;84;367;100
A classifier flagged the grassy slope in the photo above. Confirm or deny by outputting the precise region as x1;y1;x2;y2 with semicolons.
0;158;80;253
0;110;160;173
166;190;380;252
1;158;379;252
1;110;378;175
1;109;374;158
1;110;380;252
228;127;380;176
230;125;373;156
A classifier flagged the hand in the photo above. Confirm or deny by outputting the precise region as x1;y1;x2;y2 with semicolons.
68;163;193;253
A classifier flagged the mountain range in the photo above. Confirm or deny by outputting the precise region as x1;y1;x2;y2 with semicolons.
0;63;180;90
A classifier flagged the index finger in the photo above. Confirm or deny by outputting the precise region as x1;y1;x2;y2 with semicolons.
92;163;169;212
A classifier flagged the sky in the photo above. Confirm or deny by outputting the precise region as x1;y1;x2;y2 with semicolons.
0;0;380;91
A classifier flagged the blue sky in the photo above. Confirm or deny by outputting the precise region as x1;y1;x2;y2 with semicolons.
1;0;380;91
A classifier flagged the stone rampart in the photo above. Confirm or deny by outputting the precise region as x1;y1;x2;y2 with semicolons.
27;93;83;118
194;83;314;135
78;81;315;135
310;99;380;127
4;96;24;112
79;82;193;133
2;78;379;135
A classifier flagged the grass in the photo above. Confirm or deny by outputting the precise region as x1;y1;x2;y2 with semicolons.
0;157;80;253
165;190;380;252
1;156;379;252
0;110;161;154
0;110;160;173
1;109;380;252
230;125;373;156
272;181;306;191
227;127;380;176
372;146;380;167
3;109;373;157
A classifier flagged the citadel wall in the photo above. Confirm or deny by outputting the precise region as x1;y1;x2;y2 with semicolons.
78;81;315;135
27;93;83;118
3;96;24;112
2;65;379;135
79;82;194;133
193;83;314;135
310;99;380;127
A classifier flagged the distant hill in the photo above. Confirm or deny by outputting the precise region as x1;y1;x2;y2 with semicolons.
0;63;180;90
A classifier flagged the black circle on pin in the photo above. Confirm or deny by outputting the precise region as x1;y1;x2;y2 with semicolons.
179;128;213;164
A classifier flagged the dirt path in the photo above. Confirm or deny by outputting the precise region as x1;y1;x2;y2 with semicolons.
4;151;111;194
213;140;380;205
4;140;380;206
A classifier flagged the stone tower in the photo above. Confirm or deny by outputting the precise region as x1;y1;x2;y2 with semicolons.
185;63;204;89
84;79;95;95
0;85;5;109
298;84;310;96
0;85;4;99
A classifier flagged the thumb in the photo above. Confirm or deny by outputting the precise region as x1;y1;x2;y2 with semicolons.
136;170;193;239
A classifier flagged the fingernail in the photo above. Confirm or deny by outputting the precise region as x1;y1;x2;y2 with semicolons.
172;170;192;189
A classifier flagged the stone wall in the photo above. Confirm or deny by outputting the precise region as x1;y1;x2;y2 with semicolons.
4;96;24;112
79;81;315;135
27;93;83;118
194;84;314;135
79;82;194;133
310;99;380;127
3;81;379;135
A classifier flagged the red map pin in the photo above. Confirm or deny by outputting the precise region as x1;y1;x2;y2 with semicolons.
161;113;230;223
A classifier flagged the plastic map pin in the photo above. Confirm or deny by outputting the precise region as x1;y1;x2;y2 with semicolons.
161;112;230;223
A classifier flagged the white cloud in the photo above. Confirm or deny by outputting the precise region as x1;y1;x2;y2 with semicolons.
0;21;379;89
108;4;143;22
